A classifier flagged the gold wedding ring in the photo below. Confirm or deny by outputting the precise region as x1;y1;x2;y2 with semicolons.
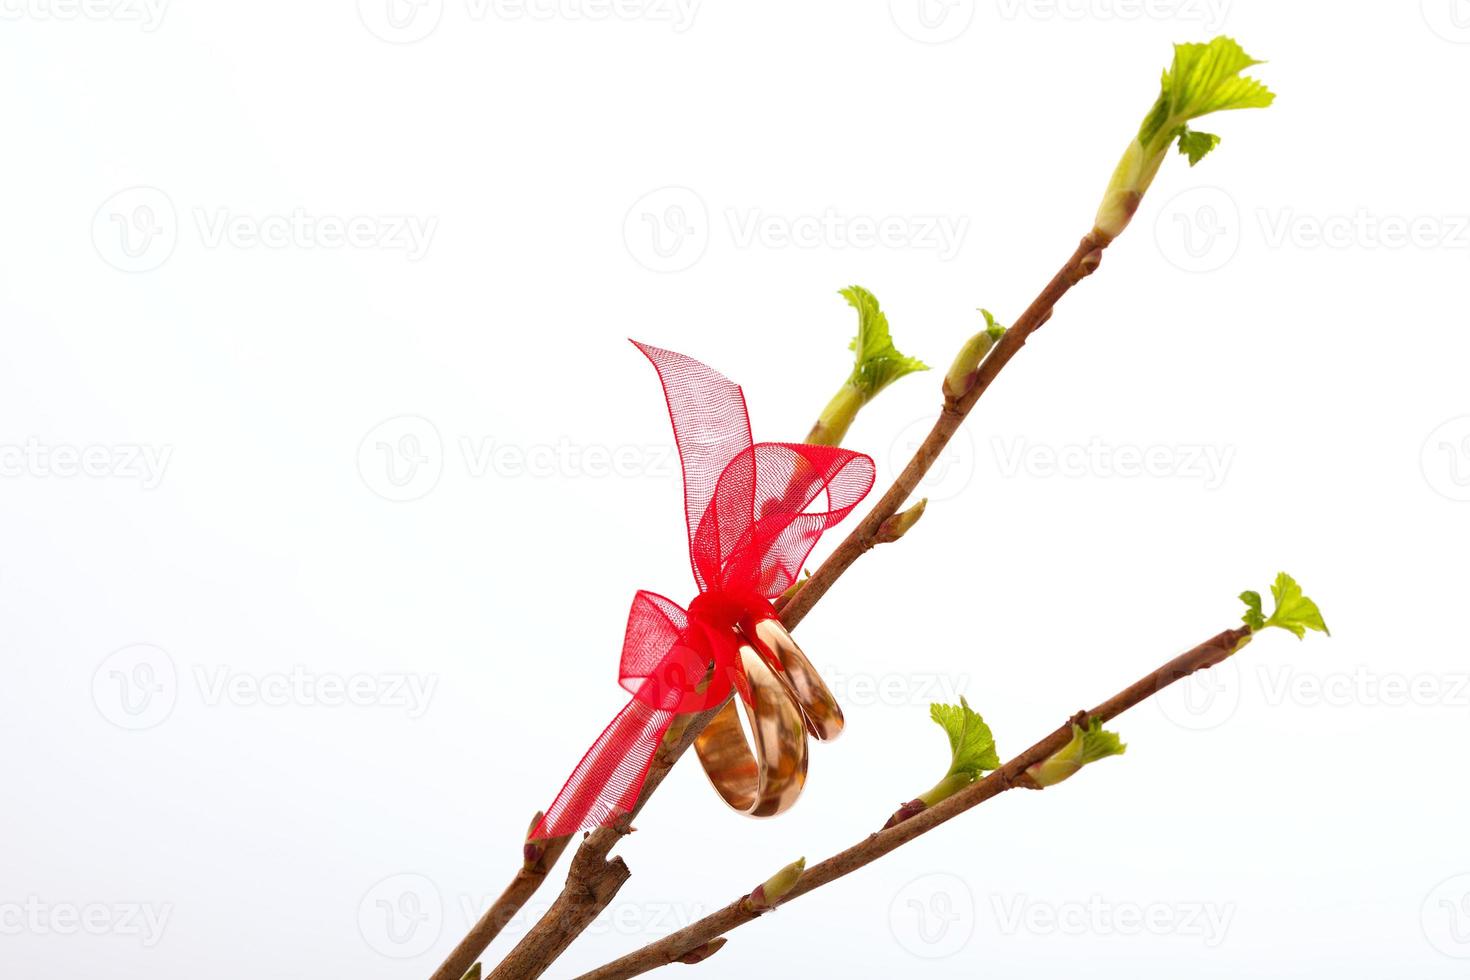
694;641;808;816
744;616;845;742
693;616;843;818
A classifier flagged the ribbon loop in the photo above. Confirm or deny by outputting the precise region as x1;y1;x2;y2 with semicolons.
531;343;875;840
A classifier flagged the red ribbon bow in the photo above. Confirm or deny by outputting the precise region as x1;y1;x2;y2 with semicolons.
531;342;876;839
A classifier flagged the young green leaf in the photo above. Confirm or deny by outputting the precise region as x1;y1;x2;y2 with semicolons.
842;285;929;397
1176;127;1222;166
1094;36;1274;241
931;697;1000;779
1024;718;1127;789
1239;590;1266;631
883;698;1001;829
1239;572;1329;638
807;286;929;446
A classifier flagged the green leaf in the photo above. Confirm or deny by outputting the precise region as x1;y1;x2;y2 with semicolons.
1239;590;1266;631
980;308;1007;341
1095;36;1273;240
1077;718;1127;765
1025;718;1126;788
841;285;929;399
930;697;999;779
1266;572;1330;639
1139;36;1276;150
1176;127;1222;166
1241;573;1329;639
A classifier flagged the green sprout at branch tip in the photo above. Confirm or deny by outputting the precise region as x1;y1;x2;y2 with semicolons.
1240;572;1329;639
1094;36;1275;242
807;286;928;446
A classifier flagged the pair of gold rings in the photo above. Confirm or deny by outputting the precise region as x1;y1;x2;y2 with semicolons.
693;614;842;817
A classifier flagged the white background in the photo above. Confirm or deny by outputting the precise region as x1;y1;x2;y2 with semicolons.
3;1;1467;977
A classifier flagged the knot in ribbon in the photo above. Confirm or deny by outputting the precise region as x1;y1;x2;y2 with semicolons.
531;342;875;839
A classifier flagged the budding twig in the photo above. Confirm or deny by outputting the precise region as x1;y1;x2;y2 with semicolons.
571;625;1252;980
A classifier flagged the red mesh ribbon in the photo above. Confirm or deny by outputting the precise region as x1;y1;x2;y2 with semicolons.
530;342;876;839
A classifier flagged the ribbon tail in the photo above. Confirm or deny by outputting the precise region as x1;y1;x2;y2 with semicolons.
531;696;676;840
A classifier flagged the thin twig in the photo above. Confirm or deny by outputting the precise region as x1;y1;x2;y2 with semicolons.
439;231;1107;980
572;625;1251;980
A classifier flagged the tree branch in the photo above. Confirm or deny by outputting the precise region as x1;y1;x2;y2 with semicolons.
434;231;1107;980
571;624;1252;980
